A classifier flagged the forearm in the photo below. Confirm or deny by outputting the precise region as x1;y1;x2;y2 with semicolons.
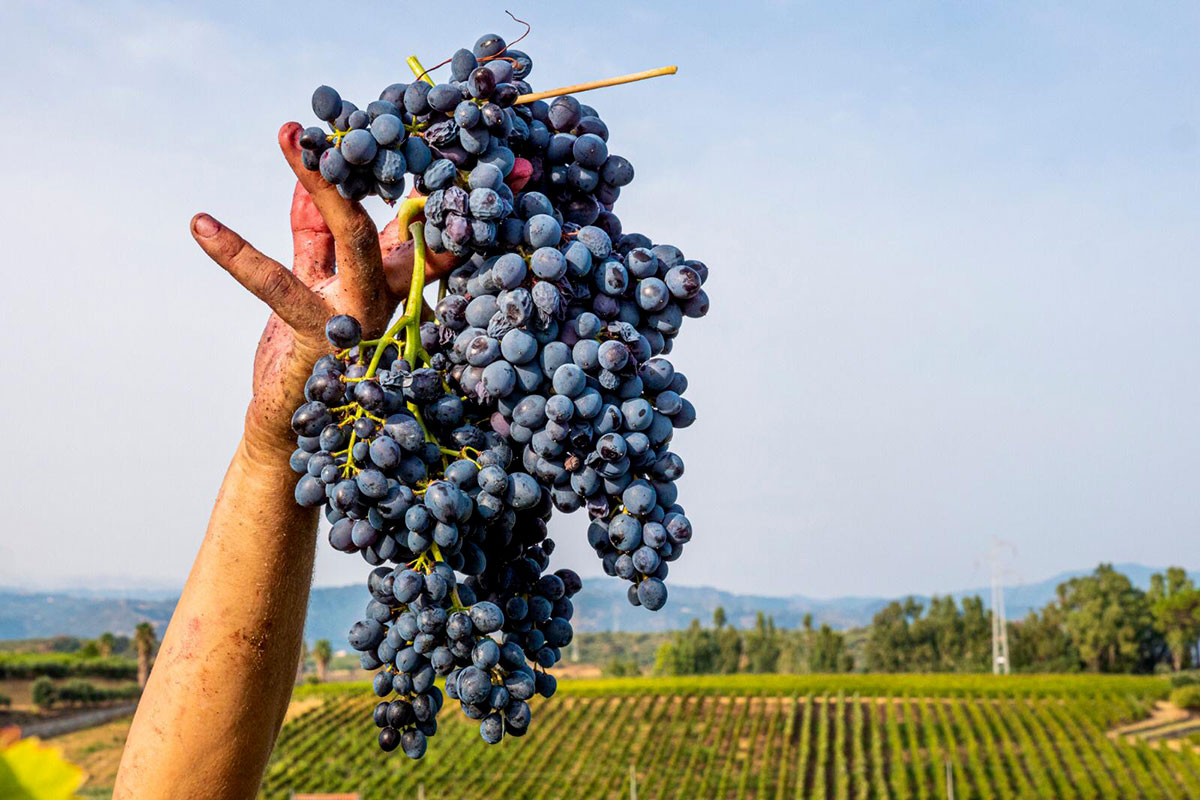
115;436;318;799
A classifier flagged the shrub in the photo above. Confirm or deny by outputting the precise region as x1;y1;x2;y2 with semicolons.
0;693;9;707
56;680;140;707
1170;685;1200;710
604;657;641;677
31;677;56;708
1170;671;1200;688
27;678;141;709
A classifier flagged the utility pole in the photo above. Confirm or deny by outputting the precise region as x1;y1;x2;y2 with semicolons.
990;541;1012;675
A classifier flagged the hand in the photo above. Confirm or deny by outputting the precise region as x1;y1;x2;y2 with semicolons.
189;122;462;463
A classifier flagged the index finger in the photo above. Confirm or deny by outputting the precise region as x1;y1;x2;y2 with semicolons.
278;122;387;307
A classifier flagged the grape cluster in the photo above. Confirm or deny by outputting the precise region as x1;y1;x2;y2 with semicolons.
288;27;709;757
427;221;706;607
296;32;640;261
292;317;580;753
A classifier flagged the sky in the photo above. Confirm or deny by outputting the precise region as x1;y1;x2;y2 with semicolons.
0;1;1197;599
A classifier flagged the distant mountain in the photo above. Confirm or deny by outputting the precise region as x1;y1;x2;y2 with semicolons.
0;563;1191;644
0;592;176;640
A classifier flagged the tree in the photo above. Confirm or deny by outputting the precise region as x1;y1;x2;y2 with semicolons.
865;595;992;673
31;677;56;709
808;624;853;672
1057;564;1162;673
865;598;920;672
1149;567;1200;671
1008;604;1079;672
134;622;158;688
313;639;333;683
714;607;742;674
744;613;781;673
959;596;992;672
48;636;84;653
604;657;640;677
655;619;719;675
97;632;116;658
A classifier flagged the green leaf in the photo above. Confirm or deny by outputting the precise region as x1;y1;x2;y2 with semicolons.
0;735;86;800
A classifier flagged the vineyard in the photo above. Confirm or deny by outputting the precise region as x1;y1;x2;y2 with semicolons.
256;674;1196;799
0;652;136;680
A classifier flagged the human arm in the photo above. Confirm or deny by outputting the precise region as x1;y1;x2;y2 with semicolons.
112;122;460;799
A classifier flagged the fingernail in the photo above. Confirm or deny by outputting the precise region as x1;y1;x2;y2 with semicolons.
193;214;220;237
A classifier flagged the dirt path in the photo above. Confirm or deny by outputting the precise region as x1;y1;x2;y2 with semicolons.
17;702;138;740
1108;700;1200;751
1109;701;1188;737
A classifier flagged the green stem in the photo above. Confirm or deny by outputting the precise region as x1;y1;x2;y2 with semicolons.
399;221;426;369
342;219;429;476
428;542;466;611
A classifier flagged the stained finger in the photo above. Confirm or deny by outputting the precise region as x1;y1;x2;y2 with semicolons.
290;181;336;286
278;122;386;307
191;213;328;337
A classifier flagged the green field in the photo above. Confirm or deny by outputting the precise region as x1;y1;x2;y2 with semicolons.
251;674;1198;800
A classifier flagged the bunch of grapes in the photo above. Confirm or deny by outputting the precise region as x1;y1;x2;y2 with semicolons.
427;219;705;607
288;26;708;757
292;318;580;752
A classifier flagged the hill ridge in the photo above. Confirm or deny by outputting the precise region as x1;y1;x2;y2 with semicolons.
1;562;1191;642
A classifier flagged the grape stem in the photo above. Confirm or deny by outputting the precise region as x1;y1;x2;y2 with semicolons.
428;542;466;612
406;55;436;87
407;11;531;85
363;219;425;378
339;202;429;478
513;65;678;105
343;203;466;613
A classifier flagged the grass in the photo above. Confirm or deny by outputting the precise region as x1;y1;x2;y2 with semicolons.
48;715;133;798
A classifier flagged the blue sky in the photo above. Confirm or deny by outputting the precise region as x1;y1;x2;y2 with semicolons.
0;1;1196;597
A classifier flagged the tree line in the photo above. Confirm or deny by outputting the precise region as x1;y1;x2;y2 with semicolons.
655;564;1200;675
654;608;857;676
868;563;1200;674
7;624;160;686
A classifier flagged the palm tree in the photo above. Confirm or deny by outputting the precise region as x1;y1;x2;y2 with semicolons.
313;639;333;683
97;632;116;658
296;640;309;683
134;622;157;688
